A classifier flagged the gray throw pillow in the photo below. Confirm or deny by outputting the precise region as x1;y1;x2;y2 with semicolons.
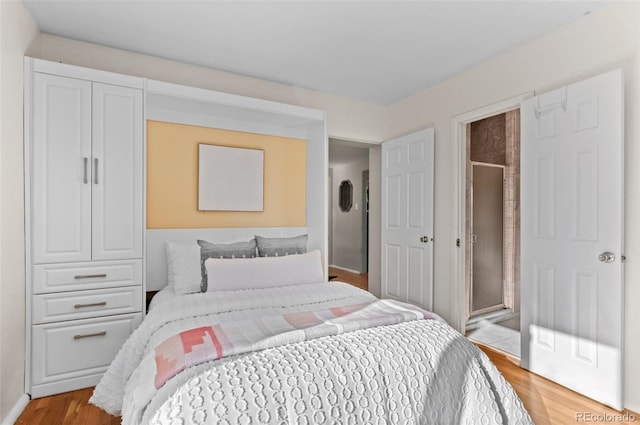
255;234;307;257
197;239;257;291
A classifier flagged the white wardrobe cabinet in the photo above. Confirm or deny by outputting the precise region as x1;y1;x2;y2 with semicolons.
26;58;145;398
30;73;143;264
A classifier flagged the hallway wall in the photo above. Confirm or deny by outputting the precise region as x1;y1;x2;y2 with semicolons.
331;158;369;273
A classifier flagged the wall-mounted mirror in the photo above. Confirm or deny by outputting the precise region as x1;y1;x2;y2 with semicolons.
339;180;353;212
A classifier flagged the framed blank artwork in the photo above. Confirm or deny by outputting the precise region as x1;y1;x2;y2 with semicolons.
198;144;264;211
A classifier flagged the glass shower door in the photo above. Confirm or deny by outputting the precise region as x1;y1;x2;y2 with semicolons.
470;163;505;315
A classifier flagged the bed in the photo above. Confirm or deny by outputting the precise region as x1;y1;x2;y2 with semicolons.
90;235;532;425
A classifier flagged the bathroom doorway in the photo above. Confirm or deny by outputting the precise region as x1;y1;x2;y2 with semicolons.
465;111;521;358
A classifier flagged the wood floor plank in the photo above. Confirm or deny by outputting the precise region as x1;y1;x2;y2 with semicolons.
15;387;118;425
17;270;638;424
328;266;368;291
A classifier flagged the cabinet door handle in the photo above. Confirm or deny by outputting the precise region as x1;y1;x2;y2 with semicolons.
83;157;88;184
94;158;99;184
74;274;107;279
74;301;107;309
73;331;107;340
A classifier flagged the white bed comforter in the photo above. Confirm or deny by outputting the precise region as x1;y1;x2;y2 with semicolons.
91;282;532;425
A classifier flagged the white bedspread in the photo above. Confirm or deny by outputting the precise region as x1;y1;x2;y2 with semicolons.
91;282;532;425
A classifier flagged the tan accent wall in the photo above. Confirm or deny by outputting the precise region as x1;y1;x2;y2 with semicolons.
147;120;306;229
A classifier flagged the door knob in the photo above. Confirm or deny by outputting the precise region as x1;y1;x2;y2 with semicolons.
598;252;616;263
420;236;431;243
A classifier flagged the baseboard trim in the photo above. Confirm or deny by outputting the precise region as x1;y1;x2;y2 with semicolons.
624;400;639;416
1;393;30;425
328;265;362;275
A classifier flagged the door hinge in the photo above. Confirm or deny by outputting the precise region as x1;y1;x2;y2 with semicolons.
456;238;460;247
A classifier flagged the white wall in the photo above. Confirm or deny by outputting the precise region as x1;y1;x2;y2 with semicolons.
388;2;640;411
330;158;369;273
0;1;39;421
31;35;387;144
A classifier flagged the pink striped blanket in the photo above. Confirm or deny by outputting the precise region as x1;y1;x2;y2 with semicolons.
154;299;433;389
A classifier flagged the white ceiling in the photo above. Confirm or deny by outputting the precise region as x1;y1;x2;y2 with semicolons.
23;1;610;105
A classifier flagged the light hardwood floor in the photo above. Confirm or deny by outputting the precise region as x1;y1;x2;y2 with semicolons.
16;387;119;425
328;266;368;291
478;345;638;425
17;269;638;424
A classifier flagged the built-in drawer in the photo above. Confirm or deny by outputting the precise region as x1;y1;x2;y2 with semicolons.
32;260;142;294
32;286;143;324
31;313;142;390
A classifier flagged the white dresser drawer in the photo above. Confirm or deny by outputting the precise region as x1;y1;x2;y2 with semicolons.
32;286;143;324
32;260;142;293
31;313;142;390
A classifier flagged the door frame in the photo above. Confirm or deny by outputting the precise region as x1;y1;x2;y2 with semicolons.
362;169;369;273
450;92;533;333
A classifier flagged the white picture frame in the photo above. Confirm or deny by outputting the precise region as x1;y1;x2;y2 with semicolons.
198;144;264;211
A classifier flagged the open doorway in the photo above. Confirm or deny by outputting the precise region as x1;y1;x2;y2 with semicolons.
465;111;521;358
328;139;370;286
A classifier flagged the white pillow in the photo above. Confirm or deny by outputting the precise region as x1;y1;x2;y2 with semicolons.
205;250;324;291
165;242;202;295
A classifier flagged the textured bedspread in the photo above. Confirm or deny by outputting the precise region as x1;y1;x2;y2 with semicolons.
91;282;532;425
153;299;432;389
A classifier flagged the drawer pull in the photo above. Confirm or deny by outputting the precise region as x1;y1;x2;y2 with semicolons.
74;301;107;309
73;331;107;340
74;274;107;279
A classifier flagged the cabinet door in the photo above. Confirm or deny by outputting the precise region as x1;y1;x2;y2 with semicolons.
31;73;92;264
91;83;143;260
31;312;142;397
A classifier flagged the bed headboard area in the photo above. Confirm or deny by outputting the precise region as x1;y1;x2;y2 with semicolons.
146;227;316;291
143;80;328;293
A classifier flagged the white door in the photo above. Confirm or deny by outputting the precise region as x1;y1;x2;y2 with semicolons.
520;69;623;409
31;73;92;264
91;83;144;260
381;128;434;310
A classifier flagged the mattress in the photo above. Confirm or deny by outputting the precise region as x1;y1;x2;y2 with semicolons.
147;286;175;312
